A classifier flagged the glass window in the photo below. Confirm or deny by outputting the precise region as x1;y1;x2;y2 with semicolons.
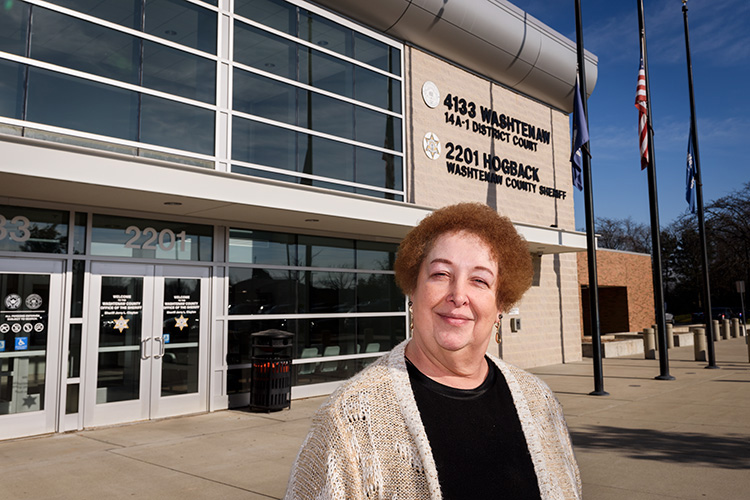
143;40;216;103
301;270;355;314
354;66;401;112
68;324;83;378
354;32;400;75
356;241;397;271
97;276;143;402
90;214;213;261
356;316;406;353
0;273;51;414
297;235;355;268
300;48;353;99
30;7;140;85
140;94;215;155
234;0;295;34
355;107;401;151
229;268;298;315
70;260;85;317
356;273;403;312
233;70;297;124
307;91;353;140
73;212;87;255
228;229;297;265
355;148;403;192
26;67;139;142
0;0;29;56
299;135;354;182
234;22;296;79
145;0;217;54
46;0;143;30
299;10;352;59
232;116;297;170
0;205;69;253
0;59;25;120
65;384;80;414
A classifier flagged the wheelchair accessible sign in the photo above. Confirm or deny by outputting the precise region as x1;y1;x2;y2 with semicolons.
15;337;29;350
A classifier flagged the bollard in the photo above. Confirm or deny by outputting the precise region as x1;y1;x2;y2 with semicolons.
732;318;740;338
666;323;674;349
712;320;720;341
643;327;656;359
693;327;707;361
722;319;731;340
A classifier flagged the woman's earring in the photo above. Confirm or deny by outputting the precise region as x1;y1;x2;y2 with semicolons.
408;301;414;336
494;314;503;344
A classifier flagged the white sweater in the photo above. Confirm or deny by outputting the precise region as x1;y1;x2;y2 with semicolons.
285;340;581;499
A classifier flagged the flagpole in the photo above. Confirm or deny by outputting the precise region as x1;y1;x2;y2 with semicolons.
575;0;608;396
636;0;674;381
682;0;719;369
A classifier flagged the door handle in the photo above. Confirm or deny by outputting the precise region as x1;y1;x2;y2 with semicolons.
141;337;151;360
154;337;163;359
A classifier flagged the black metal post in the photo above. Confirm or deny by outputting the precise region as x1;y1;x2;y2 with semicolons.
575;0;608;396
682;0;718;368
636;0;673;381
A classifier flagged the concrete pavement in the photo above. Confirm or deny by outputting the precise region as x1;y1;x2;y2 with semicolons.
1;336;748;499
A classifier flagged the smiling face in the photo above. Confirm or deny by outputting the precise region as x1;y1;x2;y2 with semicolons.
410;231;501;365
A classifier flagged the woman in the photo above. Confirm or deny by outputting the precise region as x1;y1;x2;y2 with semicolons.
285;203;581;499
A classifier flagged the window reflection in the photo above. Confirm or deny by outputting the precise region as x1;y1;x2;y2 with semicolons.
140;94;215;155
0;205;69;254
234;22;296;79
0;60;25;120
0;0;30;56
31;7;140;85
298;236;355;268
228;268;299;316
144;0;217;54
46;0;143;30
234;0;295;34
143;41;216;103
27;67;139;142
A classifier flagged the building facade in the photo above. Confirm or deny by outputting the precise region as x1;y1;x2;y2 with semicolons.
0;0;596;439
578;249;656;335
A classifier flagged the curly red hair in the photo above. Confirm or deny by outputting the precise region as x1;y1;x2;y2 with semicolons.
394;203;532;312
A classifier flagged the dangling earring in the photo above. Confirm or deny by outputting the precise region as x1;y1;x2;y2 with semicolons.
408;301;414;336
494;314;503;344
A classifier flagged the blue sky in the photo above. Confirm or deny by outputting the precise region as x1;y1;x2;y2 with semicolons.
520;0;750;229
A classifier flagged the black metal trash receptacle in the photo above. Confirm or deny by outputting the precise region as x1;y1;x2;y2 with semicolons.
250;329;293;412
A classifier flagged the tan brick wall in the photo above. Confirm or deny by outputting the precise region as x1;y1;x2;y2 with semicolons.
404;47;576;230
494;253;582;368
577;249;655;334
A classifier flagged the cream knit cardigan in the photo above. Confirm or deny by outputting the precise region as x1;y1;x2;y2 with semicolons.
285;340;581;499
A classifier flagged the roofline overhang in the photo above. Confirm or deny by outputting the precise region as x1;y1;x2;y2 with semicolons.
0;135;587;253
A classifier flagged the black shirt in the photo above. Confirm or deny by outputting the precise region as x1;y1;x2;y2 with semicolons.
406;357;541;500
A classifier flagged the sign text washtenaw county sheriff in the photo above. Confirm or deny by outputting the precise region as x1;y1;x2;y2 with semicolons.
445;142;566;199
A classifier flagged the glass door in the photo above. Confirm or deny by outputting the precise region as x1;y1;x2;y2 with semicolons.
84;263;209;428
0;259;63;440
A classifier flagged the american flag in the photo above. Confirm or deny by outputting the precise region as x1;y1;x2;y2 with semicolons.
635;56;649;170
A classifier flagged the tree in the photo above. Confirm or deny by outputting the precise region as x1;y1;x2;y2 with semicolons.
594;216;651;253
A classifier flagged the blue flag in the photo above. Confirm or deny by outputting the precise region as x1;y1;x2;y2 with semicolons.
686;125;697;214
571;77;589;191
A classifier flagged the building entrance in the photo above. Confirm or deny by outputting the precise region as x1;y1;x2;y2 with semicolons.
83;263;210;428
0;259;63;440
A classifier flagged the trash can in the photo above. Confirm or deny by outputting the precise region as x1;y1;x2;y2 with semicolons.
250;329;293;412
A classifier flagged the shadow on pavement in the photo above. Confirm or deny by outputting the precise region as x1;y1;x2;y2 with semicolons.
570;426;750;470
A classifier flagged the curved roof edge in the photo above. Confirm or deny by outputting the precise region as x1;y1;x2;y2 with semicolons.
313;0;597;113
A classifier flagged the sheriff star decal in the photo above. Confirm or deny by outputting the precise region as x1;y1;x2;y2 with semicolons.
174;315;189;331
113;315;130;333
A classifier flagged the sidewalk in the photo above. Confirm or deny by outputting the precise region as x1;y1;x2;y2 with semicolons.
1;337;748;499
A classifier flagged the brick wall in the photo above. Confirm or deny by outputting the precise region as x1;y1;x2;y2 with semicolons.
578;249;655;334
